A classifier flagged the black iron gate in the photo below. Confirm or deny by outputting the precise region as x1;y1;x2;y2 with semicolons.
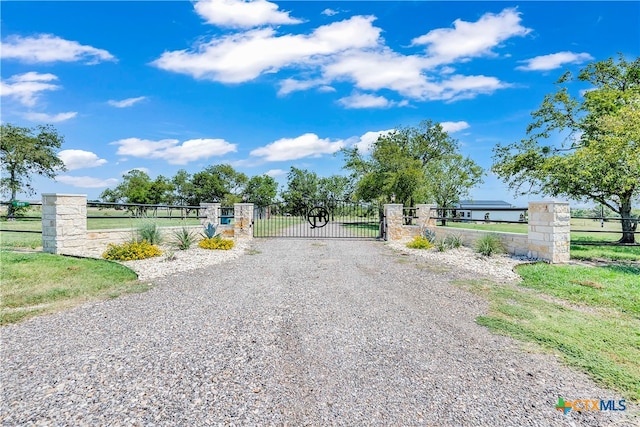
254;200;383;239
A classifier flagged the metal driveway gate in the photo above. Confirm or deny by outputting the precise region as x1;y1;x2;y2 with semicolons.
253;200;383;239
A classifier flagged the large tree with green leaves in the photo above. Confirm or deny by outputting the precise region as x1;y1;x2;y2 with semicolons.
492;56;640;243
0;124;66;217
99;169;174;207
342;120;478;206
244;174;278;207
423;154;484;224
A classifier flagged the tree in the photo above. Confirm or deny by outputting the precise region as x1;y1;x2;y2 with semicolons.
0;124;66;217
171;169;195;206
244;175;278;207
342;120;460;205
318;175;354;201
492;56;640;243
423;154;484;224
190;164;248;206
280;167;320;214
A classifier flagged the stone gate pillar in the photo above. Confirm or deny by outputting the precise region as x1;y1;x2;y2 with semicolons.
416;204;437;230
234;203;254;240
42;194;87;255
528;201;570;263
383;204;403;241
200;202;220;227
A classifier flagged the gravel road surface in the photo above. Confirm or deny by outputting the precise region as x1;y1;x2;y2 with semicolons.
1;239;635;426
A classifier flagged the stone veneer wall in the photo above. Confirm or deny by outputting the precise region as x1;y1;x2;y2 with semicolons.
42;194;251;256
385;201;570;264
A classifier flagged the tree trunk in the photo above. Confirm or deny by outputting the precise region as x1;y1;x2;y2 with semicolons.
618;198;637;244
7;186;17;219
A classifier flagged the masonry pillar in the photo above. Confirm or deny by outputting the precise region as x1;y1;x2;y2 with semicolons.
234;203;254;240
42;194;87;255
383;204;403;241
200;202;220;227
416;204;437;230
528;201;570;263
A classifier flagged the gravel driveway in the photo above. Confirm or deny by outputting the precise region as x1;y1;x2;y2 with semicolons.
0;239;634;426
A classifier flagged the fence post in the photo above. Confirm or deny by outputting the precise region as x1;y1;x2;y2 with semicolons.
528;201;570;263
383;204;404;241
200;202;220;227
234;203;254;240
416;204;436;230
42;194;87;256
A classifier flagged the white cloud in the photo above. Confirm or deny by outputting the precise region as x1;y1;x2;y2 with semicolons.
325;50;507;102
351;129;394;154
265;168;287;177
0;72;60;106
250;133;344;161
58;150;107;170
56;175;119;188
194;0;302;28
440;121;470;133
155;7;527;104
1;34;115;64
111;137;237;165
516;51;594;71
337;93;397;109
108;96;146;108
412;8;531;65
322;9;339;17
152;16;381;83
23;111;77;123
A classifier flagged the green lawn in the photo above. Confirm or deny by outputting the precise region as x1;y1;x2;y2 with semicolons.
457;262;640;402
253;216;304;237
1;250;145;325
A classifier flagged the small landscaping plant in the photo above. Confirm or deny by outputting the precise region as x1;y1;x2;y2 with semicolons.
202;223;218;239
198;236;235;250
137;221;163;245
102;240;163;261
172;227;198;250
474;234;504;256
444;233;463;249
422;228;437;243
435;238;448;252
406;235;434;250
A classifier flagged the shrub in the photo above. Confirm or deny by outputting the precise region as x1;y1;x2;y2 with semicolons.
172;227;198;250
103;240;163;261
407;236;434;250
137;221;162;245
474;234;505;257
435;238;448;252
199;237;234;250
444;233;463;249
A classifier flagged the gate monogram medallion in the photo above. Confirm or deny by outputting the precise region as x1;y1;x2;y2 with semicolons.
307;206;330;228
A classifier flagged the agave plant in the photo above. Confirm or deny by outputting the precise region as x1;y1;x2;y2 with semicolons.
202;223;219;239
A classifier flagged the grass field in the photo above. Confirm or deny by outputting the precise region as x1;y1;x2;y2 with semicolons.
252;216;304;237
1;207;202;249
1;250;145;325
457;262;640;402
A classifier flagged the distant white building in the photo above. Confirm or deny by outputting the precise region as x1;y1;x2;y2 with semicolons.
454;200;527;222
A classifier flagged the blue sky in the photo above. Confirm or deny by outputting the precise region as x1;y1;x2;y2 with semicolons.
1;1;638;206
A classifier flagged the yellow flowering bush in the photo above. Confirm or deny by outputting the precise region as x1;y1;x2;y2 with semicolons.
198;237;235;250
102;240;163;261
406;235;434;250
